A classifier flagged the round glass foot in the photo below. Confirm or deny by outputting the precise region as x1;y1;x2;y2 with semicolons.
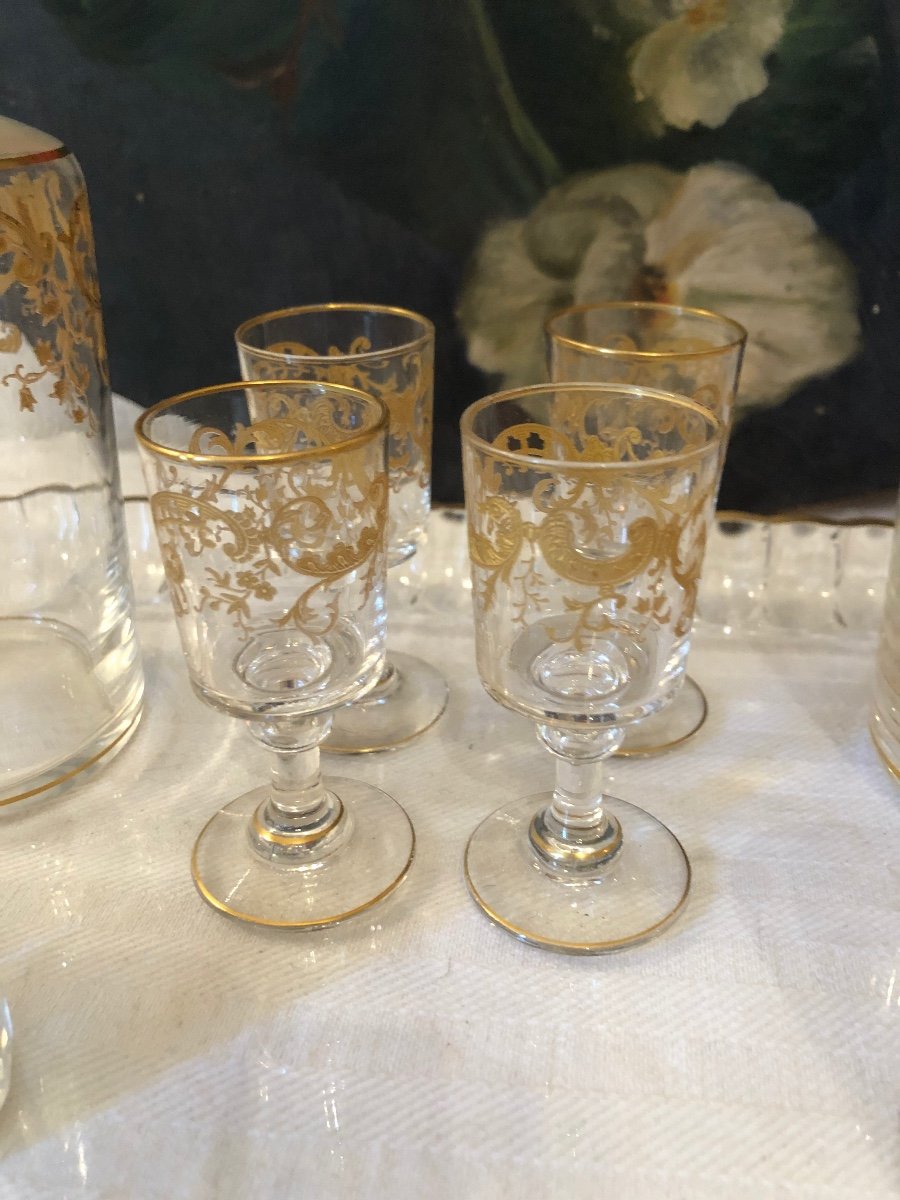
464;793;690;954
323;650;448;754
615;675;708;758
192;777;414;928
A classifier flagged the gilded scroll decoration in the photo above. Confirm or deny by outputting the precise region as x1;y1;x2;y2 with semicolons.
148;413;387;639
467;410;715;643
246;337;432;491
0;162;107;433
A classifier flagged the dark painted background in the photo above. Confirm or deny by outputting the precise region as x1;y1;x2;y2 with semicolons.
3;0;899;507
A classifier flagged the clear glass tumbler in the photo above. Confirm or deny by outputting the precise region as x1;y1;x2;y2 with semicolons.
461;382;724;952
0;117;143;806
546;301;745;755
137;380;414;927
236;304;447;753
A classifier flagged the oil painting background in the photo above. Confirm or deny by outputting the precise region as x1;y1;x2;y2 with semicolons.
2;0;896;507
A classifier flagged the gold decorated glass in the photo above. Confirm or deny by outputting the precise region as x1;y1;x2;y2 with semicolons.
236;304;447;753
136;381;414;928
461;383;724;952
546;301;746;755
0;120;144;806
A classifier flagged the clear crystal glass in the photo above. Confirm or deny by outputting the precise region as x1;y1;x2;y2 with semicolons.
0;118;144;806
546;301;745;756
461;382;724;952
137;381;414;927
236;304;447;752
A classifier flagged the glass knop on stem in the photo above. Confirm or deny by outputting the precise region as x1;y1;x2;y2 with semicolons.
461;382;724;952
137;380;415;928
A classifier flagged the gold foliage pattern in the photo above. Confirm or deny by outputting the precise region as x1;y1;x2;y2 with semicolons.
147;412;386;638
466;410;717;647
0;156;107;433
243;337;432;492
549;336;731;423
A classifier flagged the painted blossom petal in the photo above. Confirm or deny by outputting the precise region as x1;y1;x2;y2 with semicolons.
571;222;645;306
459;166;679;383
461;161;859;411
524;164;678;278
629;0;791;131
612;0;674;30
458;220;568;385
643;162;860;407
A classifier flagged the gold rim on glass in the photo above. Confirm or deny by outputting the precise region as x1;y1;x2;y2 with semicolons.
460;382;723;472
615;680;709;759
135;379;389;467
235;302;435;364
717;509;894;529
869;722;900;783
0;707;142;808
0;144;69;171
463;829;692;953
323;702;447;755
545;301;748;359
191;816;416;928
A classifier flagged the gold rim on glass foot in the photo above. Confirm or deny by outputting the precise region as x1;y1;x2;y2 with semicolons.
323;650;449;754
192;777;414;928
0;703;142;809
464;794;691;955
614;676;708;758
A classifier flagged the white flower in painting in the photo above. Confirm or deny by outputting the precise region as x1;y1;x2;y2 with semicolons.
459;165;680;387
458;161;860;413
623;0;792;131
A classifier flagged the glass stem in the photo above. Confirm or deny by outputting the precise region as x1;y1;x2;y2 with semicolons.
248;714;343;852
549;751;608;830
270;741;326;819
530;725;624;872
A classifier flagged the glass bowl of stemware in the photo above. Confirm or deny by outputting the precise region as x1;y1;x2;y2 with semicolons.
461;381;724;952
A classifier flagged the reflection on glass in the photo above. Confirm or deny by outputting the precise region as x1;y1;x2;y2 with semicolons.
236;304;447;753
461;382;723;952
137;381;414;927
546;301;745;756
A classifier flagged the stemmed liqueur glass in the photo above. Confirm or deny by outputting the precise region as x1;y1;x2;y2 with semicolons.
546;301;746;756
461;383;724;952
136;381;414;927
236;304;448;753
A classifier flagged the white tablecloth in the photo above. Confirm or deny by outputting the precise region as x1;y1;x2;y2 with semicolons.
1;504;898;1197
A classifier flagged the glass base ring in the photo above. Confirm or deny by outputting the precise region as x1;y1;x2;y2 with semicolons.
464;793;690;954
614;675;708;758
323;650;449;754
192;777;414;928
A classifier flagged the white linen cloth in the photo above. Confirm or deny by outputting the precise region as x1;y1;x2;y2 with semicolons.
0;492;898;1198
